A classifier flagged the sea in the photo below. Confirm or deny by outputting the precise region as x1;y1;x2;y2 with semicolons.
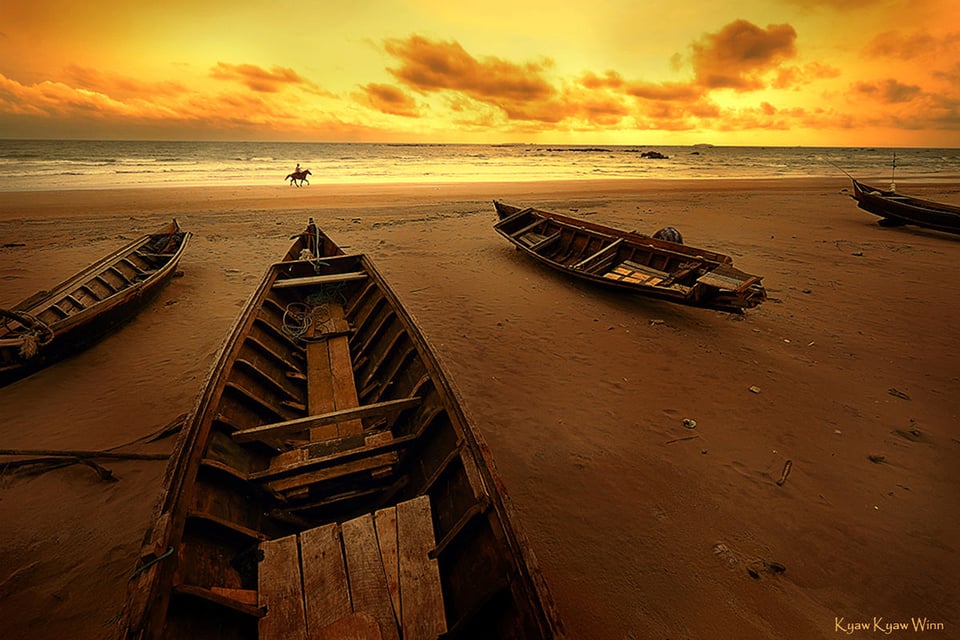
0;139;957;192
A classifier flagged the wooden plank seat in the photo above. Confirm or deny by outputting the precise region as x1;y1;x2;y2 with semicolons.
696;263;761;291
258;495;445;640
519;232;547;247
231;397;421;444
273;272;368;289
573;238;623;270
529;231;562;253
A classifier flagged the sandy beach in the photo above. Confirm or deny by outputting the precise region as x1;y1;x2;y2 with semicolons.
0;177;957;639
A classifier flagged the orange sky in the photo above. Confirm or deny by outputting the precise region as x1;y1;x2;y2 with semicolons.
1;0;958;146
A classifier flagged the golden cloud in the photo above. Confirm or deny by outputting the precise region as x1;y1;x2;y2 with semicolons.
689;20;798;90
63;65;187;100
358;83;420;117
384;35;557;103
210;62;312;93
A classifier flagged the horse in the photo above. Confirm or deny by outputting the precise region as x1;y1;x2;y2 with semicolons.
285;169;311;187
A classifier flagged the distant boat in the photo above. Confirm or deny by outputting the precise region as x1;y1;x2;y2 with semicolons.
848;179;960;235
0;220;190;386
493;201;766;313
117;220;564;639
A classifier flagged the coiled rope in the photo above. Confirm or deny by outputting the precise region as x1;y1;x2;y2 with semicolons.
0;309;54;358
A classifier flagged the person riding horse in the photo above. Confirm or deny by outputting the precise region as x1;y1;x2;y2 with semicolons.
286;166;312;187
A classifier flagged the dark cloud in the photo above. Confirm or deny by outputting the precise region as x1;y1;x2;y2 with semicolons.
852;79;923;103
358;83;420;117
689;20;798;90
210;62;310;93
624;81;702;101
864;29;960;60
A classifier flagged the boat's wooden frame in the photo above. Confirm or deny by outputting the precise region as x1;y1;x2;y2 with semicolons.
493;201;766;313
117;221;564;639
849;179;960;235
0;219;191;387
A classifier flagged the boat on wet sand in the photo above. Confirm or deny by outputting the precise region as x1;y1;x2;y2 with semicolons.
0;219;190;387
493;201;766;313
848;178;960;235
117;221;564;639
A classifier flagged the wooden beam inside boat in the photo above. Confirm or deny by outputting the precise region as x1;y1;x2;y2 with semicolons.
273;272;368;288
231;397;422;443
573;238;623;270
529;231;561;253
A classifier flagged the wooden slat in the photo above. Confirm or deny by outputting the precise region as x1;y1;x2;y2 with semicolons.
273;272;368;288
341;514;401;640
266;451;399;494
573;238;623;270
375;507;401;621
509;218;545;239
173;584;265;618
315;613;383;640
233;397;421;443
210;586;259;606
299;302;362;439
696;271;744;290
529;231;561;253
258;534;307;640
301;523;352;632
328;332;363;436
306;340;336;419
397;495;446;640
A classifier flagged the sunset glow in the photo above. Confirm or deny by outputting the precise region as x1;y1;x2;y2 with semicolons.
1;0;958;145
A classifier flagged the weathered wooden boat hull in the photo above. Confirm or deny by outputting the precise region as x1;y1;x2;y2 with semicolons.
0;220;190;387
493;201;766;313
118;225;563;639
850;179;960;235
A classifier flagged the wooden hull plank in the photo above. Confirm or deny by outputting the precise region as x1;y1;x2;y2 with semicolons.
397;495;446;640
301;523;352;632
258;534;308;640
342;513;401;640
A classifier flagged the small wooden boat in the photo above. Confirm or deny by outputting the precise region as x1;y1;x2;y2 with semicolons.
118;221;564;639
849;178;960;235
0;220;190;387
493;201;766;313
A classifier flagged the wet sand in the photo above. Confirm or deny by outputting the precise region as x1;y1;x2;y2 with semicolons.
0;178;958;639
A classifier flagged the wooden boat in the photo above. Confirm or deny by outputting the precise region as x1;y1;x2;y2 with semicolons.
0;220;190;387
849;178;960;235
493;201;766;313
117;221;564;639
